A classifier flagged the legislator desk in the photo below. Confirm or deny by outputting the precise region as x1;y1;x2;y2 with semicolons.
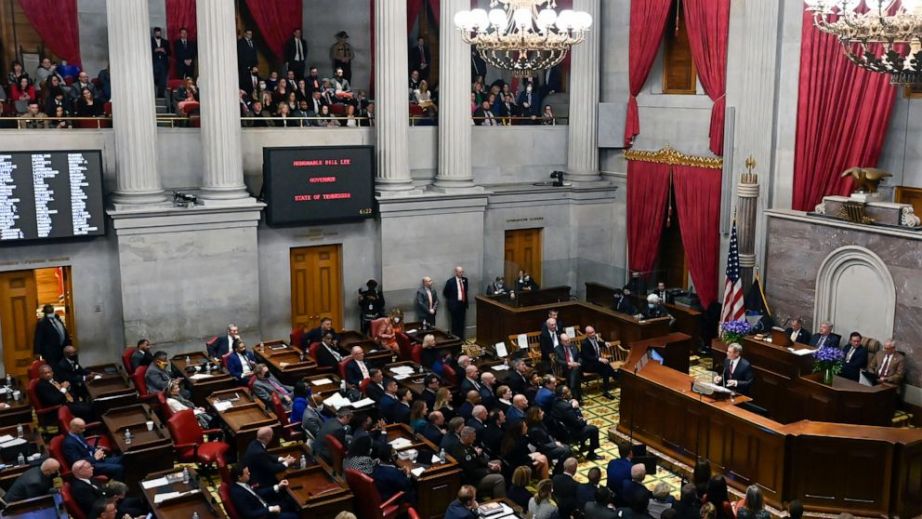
305;373;342;397
484;285;573;308
627;333;692;374
403;323;464;358
0;423;45;490
85;363;137;413
386;423;463;519
268;443;354;516
338;336;394;366
101;404;174;489
385;361;453;400
0;494;67;518
586;281;703;349
171;351;236;406
615;340;922;517
253;340;318;385
207;387;279;455
712;338;897;426
141;467;225;519
0;380;33;428
476;296;671;350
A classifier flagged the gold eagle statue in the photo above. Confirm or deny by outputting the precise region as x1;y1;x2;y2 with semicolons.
841;167;891;194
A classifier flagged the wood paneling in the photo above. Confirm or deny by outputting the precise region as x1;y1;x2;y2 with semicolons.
0;0;51;74
896;186;922;217
504;228;543;286
0;270;37;376
662;0;697;95
290;245;343;331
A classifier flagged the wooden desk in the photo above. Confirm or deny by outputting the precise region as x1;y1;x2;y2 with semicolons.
0;494;67;518
0;423;45;490
207;388;279;455
476;358;531;386
385;362;453;400
171;352;237;406
475;297;671;350
586;282;703;349
478;498;526;518
386;423;463;519
403;325;464;358
341;338;394;366
627;333;692;374
101;404;174;489
304;374;342;398
615;340;922;517
484;286;572;308
0;380;33;428
141;468;225;519
268;443;354;516
712;338;897;425
85;363;137;413
253;340;318;385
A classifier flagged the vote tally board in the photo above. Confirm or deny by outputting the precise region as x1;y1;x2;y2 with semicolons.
0;151;105;242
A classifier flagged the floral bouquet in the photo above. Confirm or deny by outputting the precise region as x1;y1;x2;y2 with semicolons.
720;319;751;344
813;345;844;384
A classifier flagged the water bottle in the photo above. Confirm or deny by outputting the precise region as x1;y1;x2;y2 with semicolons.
17;452;25;465
185;355;191;364
182;467;190;484
438;449;446;464
299;455;307;469
5;374;11;386
340;379;347;394
299;351;305;362
192;512;199;519
206;362;211;373
124;429;132;445
16;424;23;438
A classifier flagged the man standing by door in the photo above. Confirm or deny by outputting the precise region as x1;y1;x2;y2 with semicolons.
34;304;71;367
443;266;469;339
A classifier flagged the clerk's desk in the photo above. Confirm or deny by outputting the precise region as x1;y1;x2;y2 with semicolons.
585;282;703;348
475;289;671;348
712;336;897;426
616;340;922;518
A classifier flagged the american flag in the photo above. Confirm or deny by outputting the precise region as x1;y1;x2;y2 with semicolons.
720;220;745;323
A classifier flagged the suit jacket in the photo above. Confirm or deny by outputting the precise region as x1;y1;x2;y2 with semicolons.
130;349;153;371
539;328;561;361
552;473;580;518
409;44;432;72
243;440;286;488
420;422;444;445
35;378;68;407
315;343;343;370
612;296;637;315
145;364;171;393
284;37;308;63
473;107;498;126
440;432;462;454
809;332;842;349
516;91;540;116
174;38;197;63
443;276;470;311
345;359;370;386
54;356;87;388
229;482;277;519
784;327;811;345
445;500;477;519
415;286;439;322
33;316;70;366
366;381;386;402
208;335;234;358
302;327;340;348
584;502;620;519
226;351;256;383
312;417;346;463
373;463;413;501
581;337;607;368
252;375;293;407
606;458;632;495
868;350;906;384
507;406;526;424
3;465;54;502
70;477;105;516
151;37;170;63
506;370;528;396
301;404;324;438
61;433;97;466
459;378;482;398
621;480;653;511
721;357;754;395
554;343;581;370
237;38;258;69
378;393;400;423
840;344;868;381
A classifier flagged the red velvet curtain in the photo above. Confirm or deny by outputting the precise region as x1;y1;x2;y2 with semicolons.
429;0;440;25
683;0;730;156
408;0;426;30
18;0;81;65
792;9;897;211
624;0;671;148
627;160;672;276
166;0;197;78
673;165;722;308
243;0;302;61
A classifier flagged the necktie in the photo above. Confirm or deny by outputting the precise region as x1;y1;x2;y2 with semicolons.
420;47;426;65
328;346;341;361
456;278;464;302
240;483;267;507
248;39;253;48
729;360;736;377
269;378;289;396
880;354;891;376
296;39;302;61
564;346;571;363
358;361;369;379
593;340;599;357
846;347;855;363
791;330;798;343
52;318;65;343
426;289;433;309
818;336;827;348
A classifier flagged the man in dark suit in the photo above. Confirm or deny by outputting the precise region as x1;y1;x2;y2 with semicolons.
173;27;197;79
448;426;506;499
420;374;439;410
506;359;529;396
63;418;124;480
621;464;653;512
391;388;413;424
151;27;170;98
226;339;256;385
421;411;446;445
409;37;432;80
552;458;581;519
208;323;239;359
344;346;371;386
507;395;528;424
312;408;351;463
54;346;92;401
551;386;602;460
606;442;634;500
415;276;439;326
585;487;620;519
242;427;296;488
784;318;811;345
517;83;540;119
33;304;70;367
612;288;638;315
577;467;603;511
809;322;842;349
377;379;401;422
840;332;869;381
538;317;561;368
283;29;307;80
229;464;297;519
581;326;616;399
35;365;93;421
2;458;59;503
237;29;258;72
130;338;153;371
315;333;344;371
471;49;487;81
69;460;106;518
554;334;582;401
459;365;483;397
443;266;470;339
240;66;261;95
365;369;386;402
301;317;339;348
713;343;754;395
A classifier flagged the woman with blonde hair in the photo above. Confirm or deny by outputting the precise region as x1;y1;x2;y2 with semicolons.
434;387;454;421
527;479;557;519
507;465;533;509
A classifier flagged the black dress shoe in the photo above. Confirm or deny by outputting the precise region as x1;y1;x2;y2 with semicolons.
586;452;604;461
602;392;614;400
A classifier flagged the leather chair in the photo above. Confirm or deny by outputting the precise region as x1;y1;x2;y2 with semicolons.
131;365;157;405
396;332;414;361
218;481;242;519
167;410;229;471
411;344;423;365
359;378;371;395
344;468;406;519
156;391;174;420
27;378;60;427
338;358;352;380
27;359;45;380
221;352;231;368
271;393;303;442
407;507;422;519
441;364;458;385
290;327;305;349
246;375;257;391
121;347;136;374
48;435;72;479
327;433;345;476
60;482;86;519
57;407;111;451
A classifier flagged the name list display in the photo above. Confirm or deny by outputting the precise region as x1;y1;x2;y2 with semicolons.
0;150;105;241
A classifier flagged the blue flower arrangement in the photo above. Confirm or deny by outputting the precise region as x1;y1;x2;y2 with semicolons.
813;346;844;381
720;319;751;344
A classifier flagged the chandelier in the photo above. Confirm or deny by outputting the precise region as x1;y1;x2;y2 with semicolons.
453;0;592;77
805;0;922;85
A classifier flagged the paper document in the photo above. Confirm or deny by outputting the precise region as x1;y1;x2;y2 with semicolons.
0;438;27;448
491;364;509;371
494;342;507;358
322;393;350;410
516;334;528;350
189;373;213;380
311;378;334;386
406;329;418;335
352;397;375;408
787;348;815;356
0;435;14;443
393;374;411;381
141;476;171;490
390;366;415;375
389;438;413;450
213;400;233;412
411;467;426;477
565;326;576;337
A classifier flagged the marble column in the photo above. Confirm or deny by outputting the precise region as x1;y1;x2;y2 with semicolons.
197;0;250;201
566;0;602;182
107;0;167;206
375;0;415;192
737;168;760;290
433;0;478;192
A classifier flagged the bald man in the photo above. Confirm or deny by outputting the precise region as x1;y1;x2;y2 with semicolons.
345;346;371;386
2;458;60;503
62;418;124;480
70;460;105;517
243;427;296;488
415;276;439;326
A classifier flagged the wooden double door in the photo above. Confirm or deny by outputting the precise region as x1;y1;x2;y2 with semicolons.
504;228;543;287
290;245;344;332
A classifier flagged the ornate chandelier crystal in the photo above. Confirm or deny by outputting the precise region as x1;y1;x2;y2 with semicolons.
805;0;922;85
454;0;592;77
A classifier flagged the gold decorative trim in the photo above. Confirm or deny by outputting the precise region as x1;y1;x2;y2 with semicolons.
623;145;723;170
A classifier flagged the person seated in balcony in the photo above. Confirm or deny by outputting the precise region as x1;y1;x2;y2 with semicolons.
75;88;102;117
332;67;352;100
344;104;359;127
474;100;498;126
175;78;200;116
11;77;36;114
317;104;340;128
275;102;298;127
542;105;556;126
49;105;71;129
415;80;438;117
19;102;48;129
246;101;273;127
7;60;29;88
